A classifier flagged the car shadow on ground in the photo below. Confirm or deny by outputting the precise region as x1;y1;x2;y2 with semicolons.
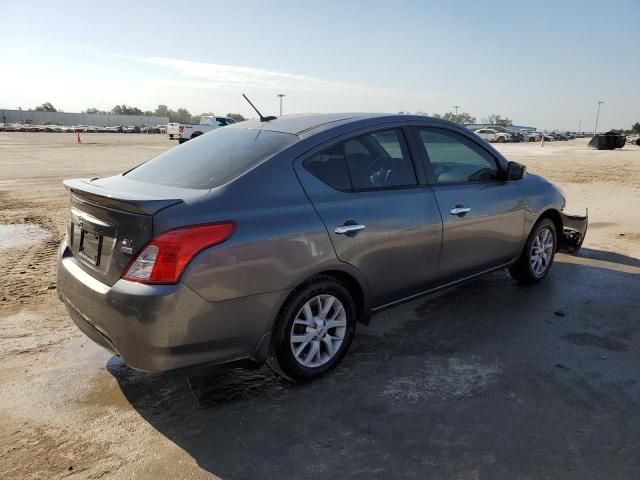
577;247;640;268
109;259;640;479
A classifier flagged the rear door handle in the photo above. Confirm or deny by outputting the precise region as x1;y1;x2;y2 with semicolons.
449;207;471;216
335;224;366;234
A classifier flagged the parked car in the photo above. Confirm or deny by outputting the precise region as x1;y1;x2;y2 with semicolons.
554;132;568;141
474;128;511;143
489;126;522;143
542;133;555;141
57;113;588;382
168;115;238;143
123;126;141;134
626;134;640;145
523;131;541;142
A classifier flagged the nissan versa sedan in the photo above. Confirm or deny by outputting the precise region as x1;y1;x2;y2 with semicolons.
57;113;588;381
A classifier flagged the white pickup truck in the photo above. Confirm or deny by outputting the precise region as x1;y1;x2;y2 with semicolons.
167;115;238;143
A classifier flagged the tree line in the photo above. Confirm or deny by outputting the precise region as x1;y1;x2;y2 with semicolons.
33;103;246;124
29;103;640;133
399;110;513;126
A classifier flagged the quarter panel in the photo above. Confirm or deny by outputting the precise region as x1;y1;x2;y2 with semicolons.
154;153;345;302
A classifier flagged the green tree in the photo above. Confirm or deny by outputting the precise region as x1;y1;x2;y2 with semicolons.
35;102;57;112
111;105;144;115
226;113;247;122
631;122;640;134
174;108;194;124
441;111;476;124
154;105;170;117
487;113;513;127
83;107;107;114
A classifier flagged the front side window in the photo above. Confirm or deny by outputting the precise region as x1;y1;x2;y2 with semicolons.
305;129;417;190
419;128;500;184
216;118;228;126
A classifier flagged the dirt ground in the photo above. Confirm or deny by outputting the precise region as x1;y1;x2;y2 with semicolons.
1;132;639;479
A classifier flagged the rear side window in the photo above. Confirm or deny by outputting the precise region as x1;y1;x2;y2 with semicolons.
305;144;352;190
304;128;417;191
126;128;296;189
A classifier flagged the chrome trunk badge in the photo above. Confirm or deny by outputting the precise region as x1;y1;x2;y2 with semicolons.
120;239;133;255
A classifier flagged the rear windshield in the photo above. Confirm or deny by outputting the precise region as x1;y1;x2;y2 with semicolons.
125;128;296;189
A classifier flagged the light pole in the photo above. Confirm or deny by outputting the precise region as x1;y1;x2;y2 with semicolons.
277;94;286;116
593;101;604;135
453;105;460;116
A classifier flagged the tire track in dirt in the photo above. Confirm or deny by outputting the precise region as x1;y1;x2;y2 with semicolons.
0;192;63;309
0;422;124;479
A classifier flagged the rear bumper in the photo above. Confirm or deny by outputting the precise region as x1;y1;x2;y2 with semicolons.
559;210;588;254
57;242;287;372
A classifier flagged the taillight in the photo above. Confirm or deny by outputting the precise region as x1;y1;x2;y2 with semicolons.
122;222;235;284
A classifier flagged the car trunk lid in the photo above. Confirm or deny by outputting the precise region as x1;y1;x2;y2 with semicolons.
63;176;196;286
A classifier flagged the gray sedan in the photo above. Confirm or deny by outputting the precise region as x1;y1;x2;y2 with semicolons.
57;113;588;381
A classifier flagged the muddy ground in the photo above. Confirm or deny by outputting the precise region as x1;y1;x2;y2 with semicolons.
1;132;639;479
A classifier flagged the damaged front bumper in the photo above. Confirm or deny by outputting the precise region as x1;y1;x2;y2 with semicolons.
559;209;588;254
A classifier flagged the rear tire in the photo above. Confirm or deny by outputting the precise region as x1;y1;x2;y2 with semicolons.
267;275;356;382
510;218;557;284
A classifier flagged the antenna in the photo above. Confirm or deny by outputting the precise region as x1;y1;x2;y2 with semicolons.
242;94;277;122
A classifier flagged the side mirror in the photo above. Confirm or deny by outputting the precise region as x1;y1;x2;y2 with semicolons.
507;161;526;181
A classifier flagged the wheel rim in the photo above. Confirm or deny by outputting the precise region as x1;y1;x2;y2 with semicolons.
290;294;347;368
530;227;554;276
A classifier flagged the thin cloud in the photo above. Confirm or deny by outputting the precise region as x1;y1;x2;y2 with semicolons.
137;56;438;100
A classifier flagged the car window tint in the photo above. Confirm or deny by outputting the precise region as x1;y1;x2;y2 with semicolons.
345;129;416;189
305;145;351;190
216;118;227;126
126;128;296;189
306;129;417;190
419;128;500;184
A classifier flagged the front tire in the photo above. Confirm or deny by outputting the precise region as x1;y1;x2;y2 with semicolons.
510;218;557;284
267;275;356;382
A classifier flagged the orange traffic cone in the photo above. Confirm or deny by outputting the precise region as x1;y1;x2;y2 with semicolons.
76;130;81;144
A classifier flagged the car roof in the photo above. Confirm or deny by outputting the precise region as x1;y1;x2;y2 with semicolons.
228;113;443;137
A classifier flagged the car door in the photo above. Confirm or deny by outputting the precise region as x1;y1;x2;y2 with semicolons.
294;127;442;307
414;126;524;281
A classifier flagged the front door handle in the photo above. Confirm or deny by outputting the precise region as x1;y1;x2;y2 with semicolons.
450;207;471;216
335;224;366;234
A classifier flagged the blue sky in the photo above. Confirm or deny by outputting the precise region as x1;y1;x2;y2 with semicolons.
1;0;638;130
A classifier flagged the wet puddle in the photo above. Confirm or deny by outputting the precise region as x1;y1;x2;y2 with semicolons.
0;223;50;248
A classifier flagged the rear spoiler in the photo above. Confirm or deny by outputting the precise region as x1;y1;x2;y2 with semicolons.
63;178;182;215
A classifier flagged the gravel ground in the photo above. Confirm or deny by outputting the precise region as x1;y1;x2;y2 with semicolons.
1;132;639;479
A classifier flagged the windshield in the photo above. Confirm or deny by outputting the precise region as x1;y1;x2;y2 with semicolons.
125;128;297;189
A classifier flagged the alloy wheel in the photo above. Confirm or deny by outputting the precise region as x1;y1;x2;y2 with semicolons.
289;294;347;368
530;227;554;276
